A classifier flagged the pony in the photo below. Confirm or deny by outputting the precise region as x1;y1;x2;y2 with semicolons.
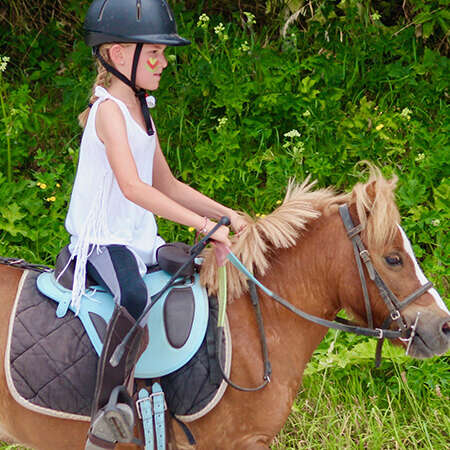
0;167;448;449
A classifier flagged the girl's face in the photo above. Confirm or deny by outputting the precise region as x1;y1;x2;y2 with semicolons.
136;44;168;91
114;43;168;91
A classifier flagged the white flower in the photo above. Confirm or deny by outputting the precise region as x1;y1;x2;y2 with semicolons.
284;129;301;138
401;107;412;120
302;110;311;117
415;153;425;162
431;219;440;227
217;117;228;129
240;41;250;52
244;12;256;26
197;13;210;29
214;23;225;34
0;56;10;73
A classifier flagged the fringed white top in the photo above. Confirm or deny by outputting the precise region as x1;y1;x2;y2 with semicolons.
65;86;164;313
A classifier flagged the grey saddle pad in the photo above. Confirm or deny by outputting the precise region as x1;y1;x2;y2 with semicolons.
6;270;230;421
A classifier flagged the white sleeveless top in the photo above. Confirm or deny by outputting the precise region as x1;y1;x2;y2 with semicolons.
65;86;165;312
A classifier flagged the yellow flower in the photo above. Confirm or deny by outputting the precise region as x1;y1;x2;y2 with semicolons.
276;200;282;205
375;124;384;131
45;196;56;202
56;183;61;188
188;227;195;233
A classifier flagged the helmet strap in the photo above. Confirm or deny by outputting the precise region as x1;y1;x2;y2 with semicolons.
93;45;154;136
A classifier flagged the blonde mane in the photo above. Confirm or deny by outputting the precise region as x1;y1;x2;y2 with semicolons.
200;165;399;300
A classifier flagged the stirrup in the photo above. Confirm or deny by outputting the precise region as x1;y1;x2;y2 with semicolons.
86;386;141;449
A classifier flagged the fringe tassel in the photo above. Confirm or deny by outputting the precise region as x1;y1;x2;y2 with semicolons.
68;172;112;314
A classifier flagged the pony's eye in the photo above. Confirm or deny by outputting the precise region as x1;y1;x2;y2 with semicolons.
385;254;402;266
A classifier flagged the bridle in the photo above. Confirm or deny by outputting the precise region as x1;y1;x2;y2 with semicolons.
338;204;433;366
217;204;434;391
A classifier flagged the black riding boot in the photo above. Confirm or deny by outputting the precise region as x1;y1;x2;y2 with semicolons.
86;306;148;449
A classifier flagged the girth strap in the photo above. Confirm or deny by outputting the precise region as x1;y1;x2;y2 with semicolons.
137;384;166;450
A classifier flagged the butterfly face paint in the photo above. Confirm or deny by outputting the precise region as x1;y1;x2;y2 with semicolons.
146;57;159;73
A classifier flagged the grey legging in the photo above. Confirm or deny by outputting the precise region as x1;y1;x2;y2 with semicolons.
87;244;148;321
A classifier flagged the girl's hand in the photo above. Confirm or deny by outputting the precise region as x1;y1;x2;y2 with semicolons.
199;218;231;247
229;211;248;235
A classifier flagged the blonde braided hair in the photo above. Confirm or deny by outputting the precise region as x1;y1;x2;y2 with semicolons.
78;43;132;128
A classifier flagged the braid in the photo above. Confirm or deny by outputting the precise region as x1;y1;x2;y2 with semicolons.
78;44;114;128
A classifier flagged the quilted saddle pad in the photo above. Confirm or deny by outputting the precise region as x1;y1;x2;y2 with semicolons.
6;270;231;421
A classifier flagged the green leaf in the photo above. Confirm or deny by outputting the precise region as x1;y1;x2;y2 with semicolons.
0;203;26;225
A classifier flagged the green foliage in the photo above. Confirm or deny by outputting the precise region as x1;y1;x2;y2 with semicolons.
0;0;448;285
0;2;448;448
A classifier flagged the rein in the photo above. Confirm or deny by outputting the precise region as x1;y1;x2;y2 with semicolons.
0;257;52;273
217;204;433;391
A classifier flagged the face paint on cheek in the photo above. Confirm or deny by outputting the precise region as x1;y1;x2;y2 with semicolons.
146;57;158;73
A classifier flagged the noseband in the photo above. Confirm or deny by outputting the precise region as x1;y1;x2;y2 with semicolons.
338;204;433;365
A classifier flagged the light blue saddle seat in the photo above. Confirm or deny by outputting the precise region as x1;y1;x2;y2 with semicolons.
36;270;209;378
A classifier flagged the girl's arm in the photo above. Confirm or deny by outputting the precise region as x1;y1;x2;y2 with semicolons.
152;135;247;233
96;100;231;245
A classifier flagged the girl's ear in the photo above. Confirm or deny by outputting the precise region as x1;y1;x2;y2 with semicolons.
109;44;125;66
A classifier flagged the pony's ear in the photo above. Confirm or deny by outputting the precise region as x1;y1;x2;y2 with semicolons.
365;180;377;206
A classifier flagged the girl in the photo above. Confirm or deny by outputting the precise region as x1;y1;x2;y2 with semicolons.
66;0;247;447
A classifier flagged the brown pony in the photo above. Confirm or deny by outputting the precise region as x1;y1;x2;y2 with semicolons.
0;168;449;449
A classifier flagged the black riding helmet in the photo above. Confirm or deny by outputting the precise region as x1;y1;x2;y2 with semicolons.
84;0;190;47
84;0;190;135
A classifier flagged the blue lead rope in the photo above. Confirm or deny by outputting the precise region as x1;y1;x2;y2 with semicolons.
225;251;275;298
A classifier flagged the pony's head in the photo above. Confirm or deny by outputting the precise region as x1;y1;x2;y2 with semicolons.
200;165;449;359
343;167;450;358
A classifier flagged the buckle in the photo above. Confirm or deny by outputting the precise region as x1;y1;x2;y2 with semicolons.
390;310;400;321
359;250;370;261
136;395;152;419
374;328;384;339
150;391;167;412
136;392;167;419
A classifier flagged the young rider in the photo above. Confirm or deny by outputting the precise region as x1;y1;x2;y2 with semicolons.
65;0;247;447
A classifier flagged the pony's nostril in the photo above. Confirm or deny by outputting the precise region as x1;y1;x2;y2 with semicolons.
442;321;450;336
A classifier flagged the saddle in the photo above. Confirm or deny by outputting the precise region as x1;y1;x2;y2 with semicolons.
5;245;231;448
40;242;206;378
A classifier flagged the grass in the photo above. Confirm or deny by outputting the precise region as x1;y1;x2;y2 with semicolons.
272;370;449;449
272;341;449;449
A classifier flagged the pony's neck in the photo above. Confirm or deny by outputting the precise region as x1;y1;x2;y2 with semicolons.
256;211;347;380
